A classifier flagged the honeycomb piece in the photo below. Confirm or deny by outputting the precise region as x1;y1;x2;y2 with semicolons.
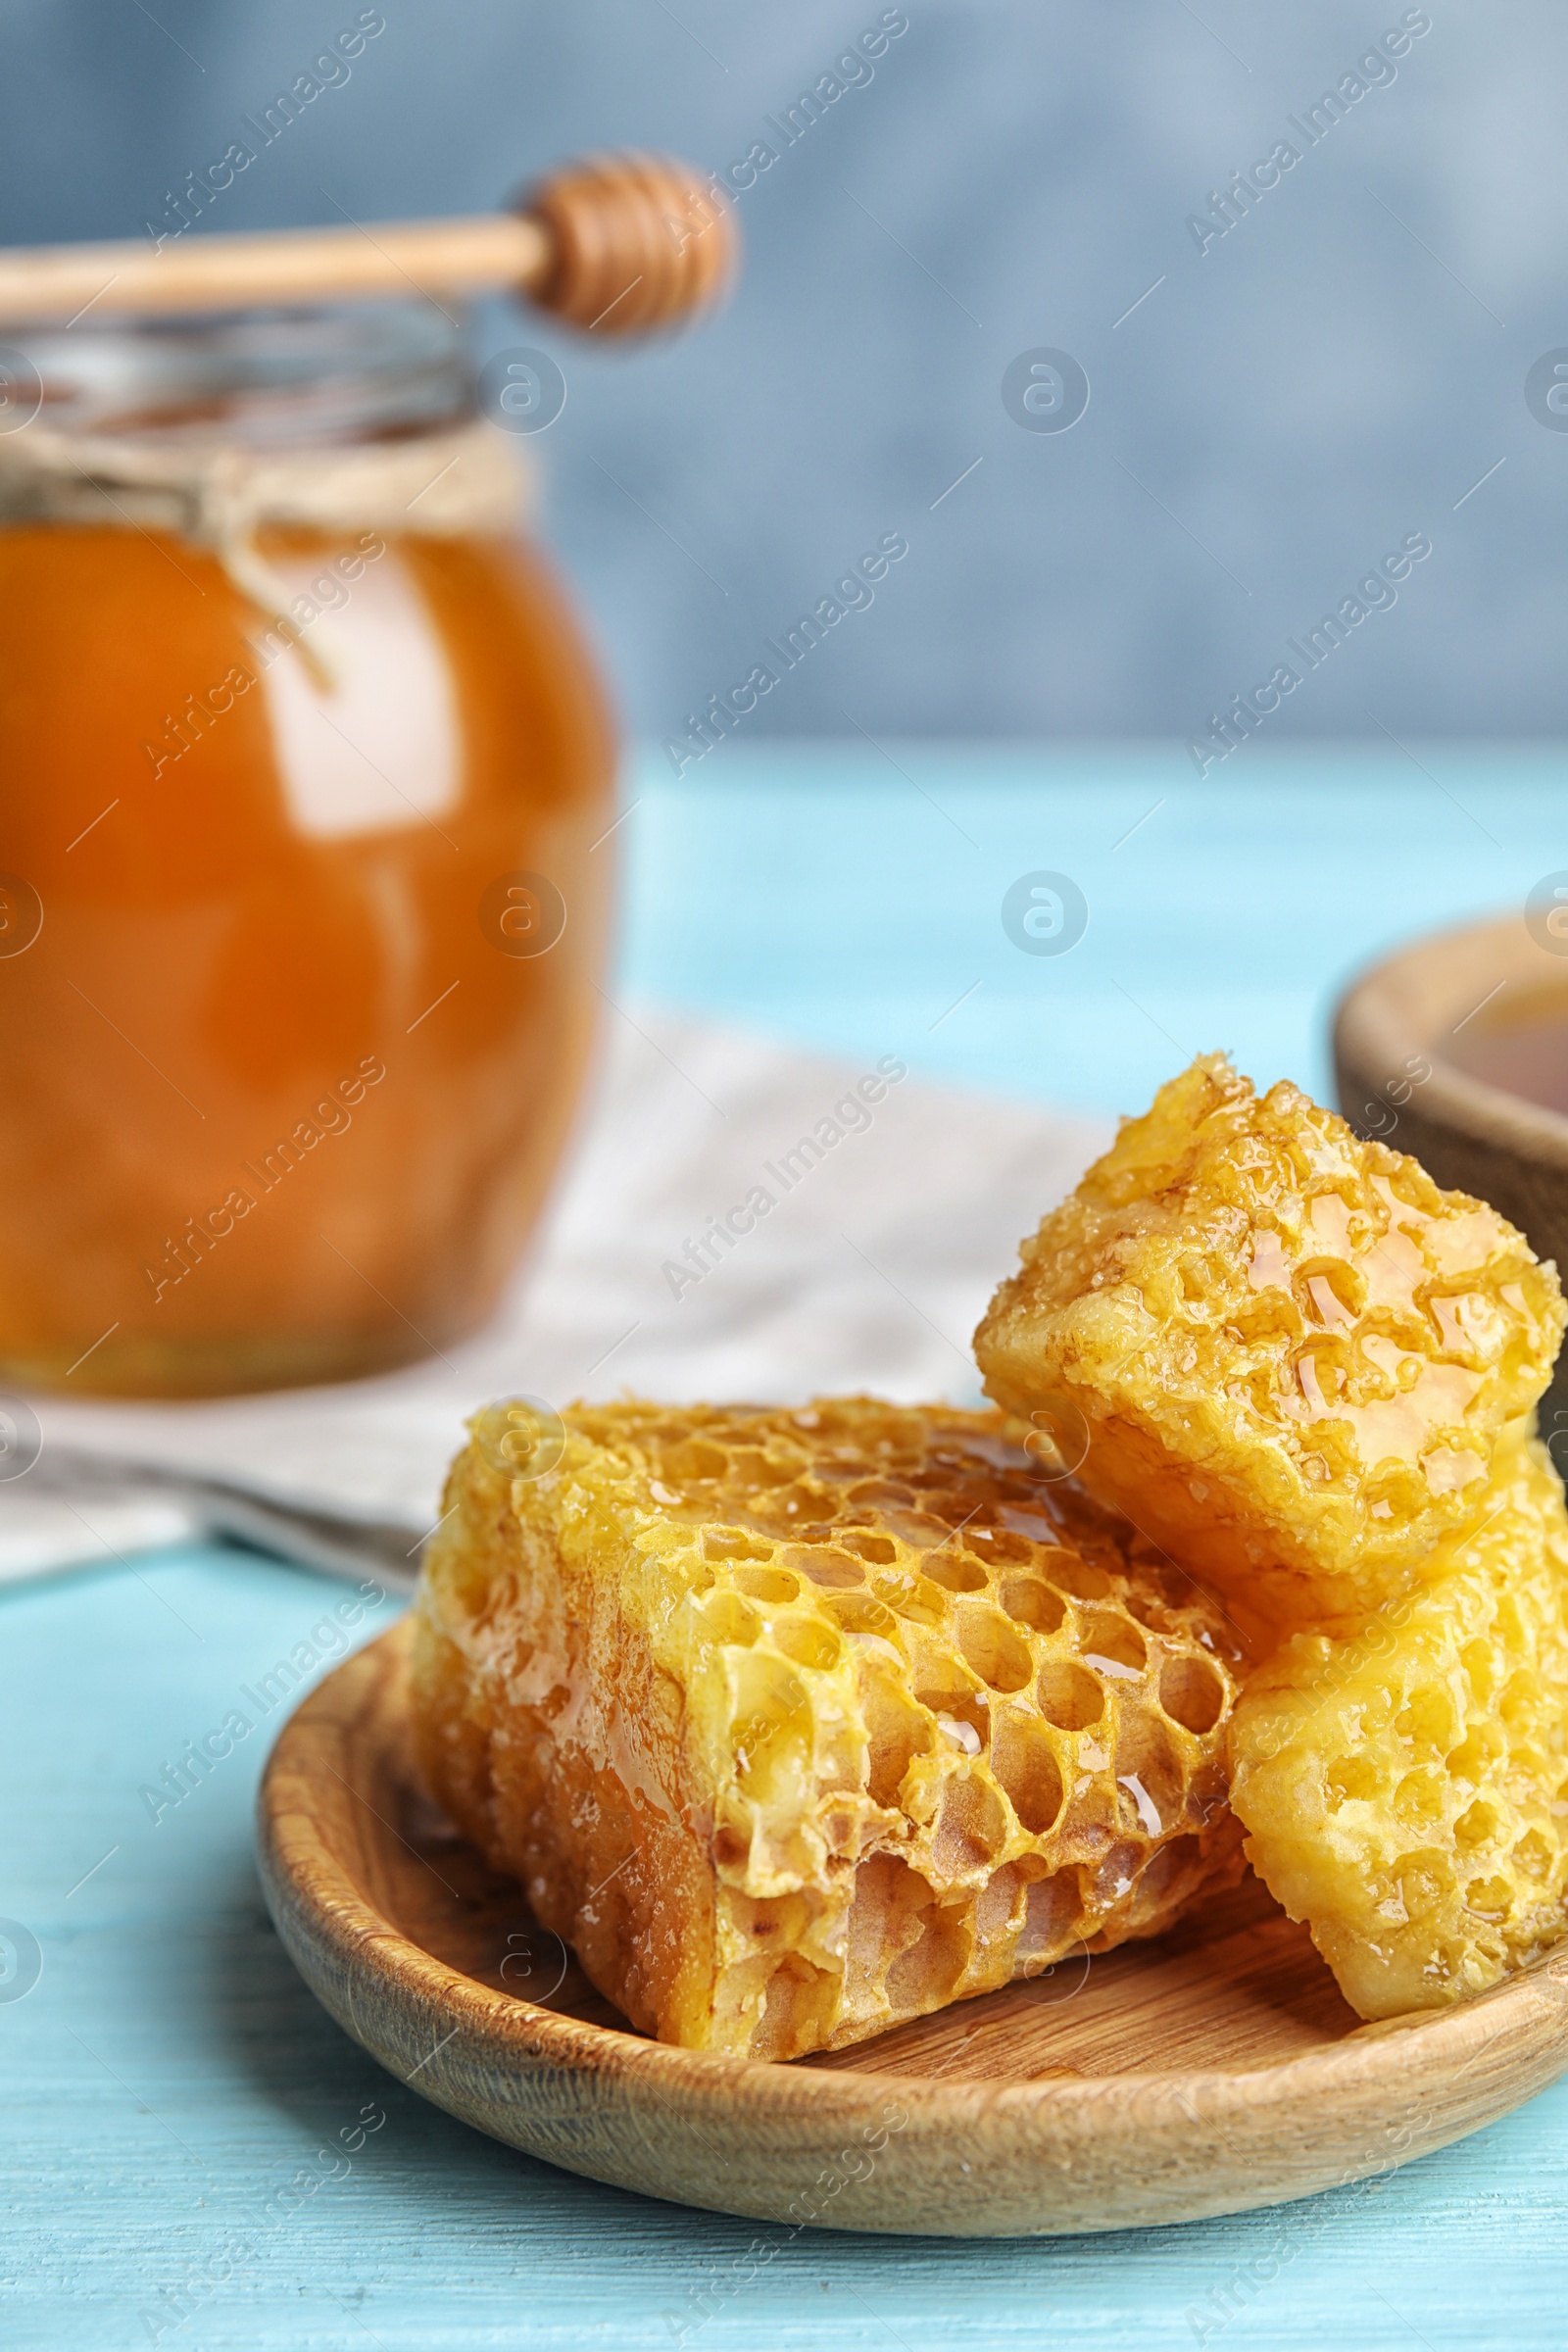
975;1054;1565;1632
412;1396;1245;2060
1229;1430;1568;2017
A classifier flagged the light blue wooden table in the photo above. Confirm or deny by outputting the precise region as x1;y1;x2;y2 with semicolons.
7;746;1566;2351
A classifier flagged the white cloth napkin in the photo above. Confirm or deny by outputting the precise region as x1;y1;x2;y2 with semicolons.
0;1011;1109;1586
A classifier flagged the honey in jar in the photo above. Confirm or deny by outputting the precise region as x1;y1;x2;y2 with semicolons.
0;307;614;1395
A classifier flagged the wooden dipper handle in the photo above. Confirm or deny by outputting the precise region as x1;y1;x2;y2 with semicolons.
0;152;737;334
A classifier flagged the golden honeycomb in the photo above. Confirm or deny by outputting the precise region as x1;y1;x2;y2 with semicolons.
975;1054;1565;1633
412;1396;1246;2060
1229;1429;1568;2017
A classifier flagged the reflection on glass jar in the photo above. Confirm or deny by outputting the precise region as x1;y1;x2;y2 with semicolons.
0;306;614;1396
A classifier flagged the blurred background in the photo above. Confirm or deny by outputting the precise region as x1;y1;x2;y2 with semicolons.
6;0;1565;748
11;23;1568;2336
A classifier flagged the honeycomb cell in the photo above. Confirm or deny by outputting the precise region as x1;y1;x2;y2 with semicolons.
771;1617;843;1674
975;1861;1028;1946
1093;1839;1146;1905
1078;1610;1148;1676
925;1553;991;1594
916;1682;989;1745
1230;1431;1568;2016
703;1529;772;1564
975;1054;1566;1630
1460;1640;1496;1705
969;1527;1033;1565
1115;1713;1186;1831
1000;1576;1067;1634
992;1711;1066;1836
822;1591;900;1641
1326;1754;1380;1806
1136;1831;1202;1905
844;1852;933;2012
1016;1870;1081;1964
1159;1652;1226;1736
413;1395;1244;2057
757;1954;837;2061
1455;1797;1500;1847
732;1565;801;1604
667;1439;729;1482
896;1579;952;1628
848;1479;914;1505
932;1772;1008;1877
1515;1830;1552;1879
885;1894;968;2014
956;1605;1034;1692
786;1546;864;1590
1445;1734;1492;1787
1038;1659;1105;1731
700;1592;760;1646
1044;1555;1113;1602
862;1675;932;1808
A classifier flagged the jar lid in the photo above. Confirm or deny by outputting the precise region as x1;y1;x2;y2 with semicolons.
0;303;526;663
10;300;470;448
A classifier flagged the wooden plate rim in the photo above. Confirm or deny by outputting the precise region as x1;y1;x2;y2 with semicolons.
1335;910;1568;1166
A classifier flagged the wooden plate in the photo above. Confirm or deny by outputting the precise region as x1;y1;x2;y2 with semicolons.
257;1619;1568;2237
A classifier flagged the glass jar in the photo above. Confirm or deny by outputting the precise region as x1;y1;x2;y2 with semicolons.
0;306;614;1396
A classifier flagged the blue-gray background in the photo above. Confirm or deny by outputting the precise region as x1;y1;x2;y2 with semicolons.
6;0;1566;752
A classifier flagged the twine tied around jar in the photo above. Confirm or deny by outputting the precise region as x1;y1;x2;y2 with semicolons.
0;417;525;687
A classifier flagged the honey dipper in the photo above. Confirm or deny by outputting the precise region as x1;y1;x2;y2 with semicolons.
0;153;737;334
